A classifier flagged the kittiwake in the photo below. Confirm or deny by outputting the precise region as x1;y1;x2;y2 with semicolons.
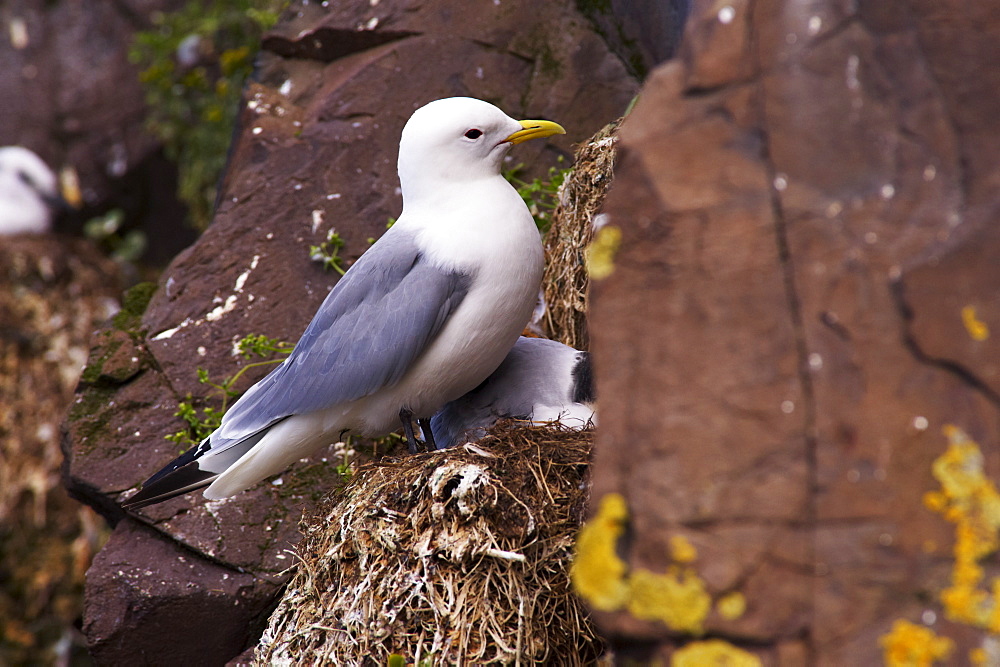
0;146;73;235
430;336;595;450
123;97;565;509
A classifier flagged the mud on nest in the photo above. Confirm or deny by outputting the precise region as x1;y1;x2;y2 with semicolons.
255;424;602;665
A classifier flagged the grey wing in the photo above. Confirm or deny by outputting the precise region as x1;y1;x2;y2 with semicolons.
216;230;470;442
429;337;585;449
429;337;539;449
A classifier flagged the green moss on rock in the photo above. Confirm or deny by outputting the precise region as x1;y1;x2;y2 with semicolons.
66;384;118;455
79;330;127;386
112;281;157;332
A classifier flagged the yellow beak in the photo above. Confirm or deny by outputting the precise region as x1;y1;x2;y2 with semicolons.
504;119;566;145
59;166;83;209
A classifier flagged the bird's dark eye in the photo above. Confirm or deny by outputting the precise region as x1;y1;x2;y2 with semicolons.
464;129;483;140
17;171;37;190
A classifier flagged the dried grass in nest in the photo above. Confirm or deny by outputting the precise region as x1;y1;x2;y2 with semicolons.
255;424;602;665
0;238;119;663
541;120;620;349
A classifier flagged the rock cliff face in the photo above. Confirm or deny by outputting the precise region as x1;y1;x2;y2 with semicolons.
589;0;1000;662
64;0;650;662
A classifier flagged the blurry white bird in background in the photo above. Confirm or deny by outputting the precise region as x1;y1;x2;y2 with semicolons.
430;336;595;450
124;97;566;509
0;146;78;235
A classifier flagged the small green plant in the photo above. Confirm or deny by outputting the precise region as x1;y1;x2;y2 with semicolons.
167;399;226;446
504;156;569;234
334;460;352;481
236;333;294;359
309;229;347;275
332;440;355;483
83;208;147;263
166;333;292;448
367;218;396;245
130;1;285;230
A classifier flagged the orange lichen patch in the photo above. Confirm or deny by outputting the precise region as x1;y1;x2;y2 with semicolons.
672;639;762;667
921;425;1000;631
570;493;630;611
961;305;990;341
880;619;954;667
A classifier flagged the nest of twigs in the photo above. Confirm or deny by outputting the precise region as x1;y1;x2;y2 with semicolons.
255;425;602;665
541;120;620;349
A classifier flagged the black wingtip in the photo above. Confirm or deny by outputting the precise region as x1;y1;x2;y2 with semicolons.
144;439;210;487
121;465;218;510
572;351;595;404
122;423;280;510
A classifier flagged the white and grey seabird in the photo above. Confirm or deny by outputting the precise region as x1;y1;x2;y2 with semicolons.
429;336;595;450
124;97;565;509
0;146;71;235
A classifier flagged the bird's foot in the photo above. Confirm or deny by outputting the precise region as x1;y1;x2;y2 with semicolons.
418;418;437;450
400;407;422;454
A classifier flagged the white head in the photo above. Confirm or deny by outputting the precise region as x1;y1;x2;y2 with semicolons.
0;146;62;235
396;97;564;202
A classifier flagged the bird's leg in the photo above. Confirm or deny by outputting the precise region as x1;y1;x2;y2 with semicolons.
418;418;437;450
399;407;420;454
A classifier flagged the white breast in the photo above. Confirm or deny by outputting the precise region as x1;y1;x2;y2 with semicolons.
349;177;544;433
0;175;51;234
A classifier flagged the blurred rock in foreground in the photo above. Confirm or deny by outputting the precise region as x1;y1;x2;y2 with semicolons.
587;0;1000;662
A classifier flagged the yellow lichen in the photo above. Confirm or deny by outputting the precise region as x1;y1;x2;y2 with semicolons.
670;535;698;564
923;426;1000;631
961;306;990;341
572;495;719;634
922;491;947;513
627;566;712;634
671;639;762;667
884;425;1000;664
717;591;747;620
585;225;622;280
880;619;954;667
570;493;630;610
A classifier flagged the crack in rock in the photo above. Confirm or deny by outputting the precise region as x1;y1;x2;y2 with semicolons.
262;26;419;62
890;277;1000;407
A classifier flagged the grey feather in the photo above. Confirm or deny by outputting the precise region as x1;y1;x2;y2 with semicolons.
216;229;470;444
430;337;593;449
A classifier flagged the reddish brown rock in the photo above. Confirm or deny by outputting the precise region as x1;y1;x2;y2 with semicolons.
83;518;275;666
589;0;1000;662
